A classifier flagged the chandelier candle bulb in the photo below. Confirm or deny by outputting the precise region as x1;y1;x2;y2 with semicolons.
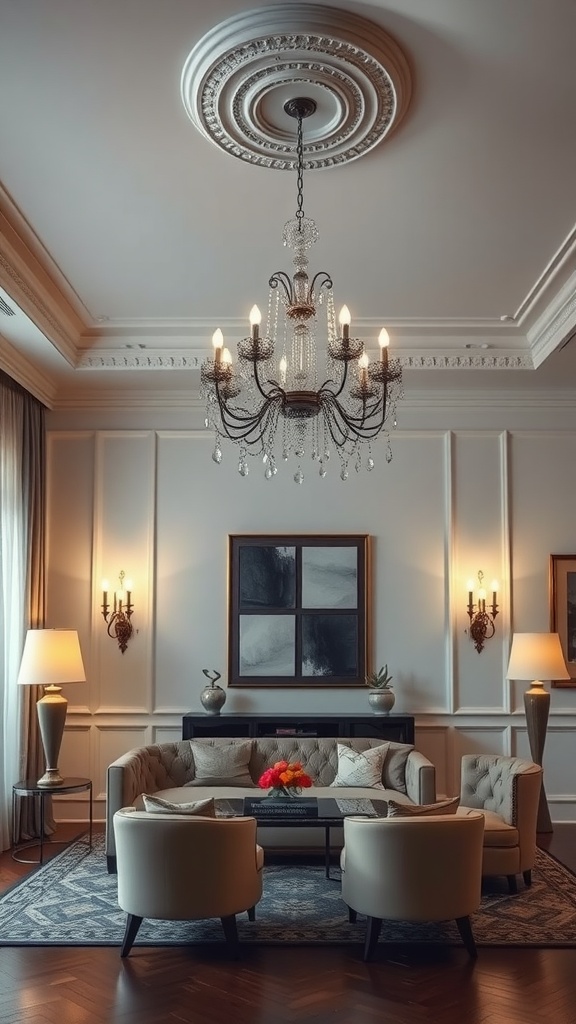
212;328;224;364
358;352;369;385
249;305;261;341
339;305;351;342
378;328;390;365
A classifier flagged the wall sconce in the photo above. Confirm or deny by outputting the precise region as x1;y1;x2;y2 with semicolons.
466;570;499;653
101;570;134;653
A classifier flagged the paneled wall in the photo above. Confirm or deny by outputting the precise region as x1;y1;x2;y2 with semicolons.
45;400;576;823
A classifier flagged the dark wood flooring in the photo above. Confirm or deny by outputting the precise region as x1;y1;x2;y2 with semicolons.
0;823;575;1024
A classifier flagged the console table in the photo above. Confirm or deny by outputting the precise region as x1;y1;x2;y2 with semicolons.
182;712;414;745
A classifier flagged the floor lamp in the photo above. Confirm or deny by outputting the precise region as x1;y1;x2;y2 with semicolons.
17;629;86;787
506;632;569;833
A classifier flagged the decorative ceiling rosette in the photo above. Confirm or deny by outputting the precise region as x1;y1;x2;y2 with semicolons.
181;4;412;169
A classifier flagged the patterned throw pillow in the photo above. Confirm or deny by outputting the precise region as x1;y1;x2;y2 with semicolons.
142;794;216;817
386;796;460;817
188;740;254;787
330;743;389;789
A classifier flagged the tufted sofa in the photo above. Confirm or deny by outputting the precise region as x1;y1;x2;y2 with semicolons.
458;753;543;892
106;737;437;873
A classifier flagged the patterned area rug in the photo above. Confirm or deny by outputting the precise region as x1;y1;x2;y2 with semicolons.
1;835;575;947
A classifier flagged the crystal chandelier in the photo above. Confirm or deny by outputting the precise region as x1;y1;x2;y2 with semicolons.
201;97;403;483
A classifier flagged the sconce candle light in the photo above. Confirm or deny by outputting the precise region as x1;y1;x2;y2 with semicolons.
102;570;134;653
466;570;499;653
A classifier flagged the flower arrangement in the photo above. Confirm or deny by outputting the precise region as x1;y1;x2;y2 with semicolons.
258;760;313;798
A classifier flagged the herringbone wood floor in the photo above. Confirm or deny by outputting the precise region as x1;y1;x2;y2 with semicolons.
0;824;575;1024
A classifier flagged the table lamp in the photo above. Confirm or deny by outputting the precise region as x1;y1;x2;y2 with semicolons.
506;632;569;833
17;628;86;787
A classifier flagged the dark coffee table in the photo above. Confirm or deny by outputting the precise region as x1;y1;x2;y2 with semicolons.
216;796;388;878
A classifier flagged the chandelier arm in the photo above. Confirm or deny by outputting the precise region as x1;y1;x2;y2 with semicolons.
308;271;333;299
253;358;277;403
214;377;285;444
269;272;294;304
321;360;350;400
321;391;390;442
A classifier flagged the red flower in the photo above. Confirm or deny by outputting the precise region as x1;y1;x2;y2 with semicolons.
258;760;313;790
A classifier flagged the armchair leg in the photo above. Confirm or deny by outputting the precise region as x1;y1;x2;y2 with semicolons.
220;914;240;958
456;916;477;959
247;905;256;921
363;916;382;962
348;906;357;924
523;869;532;886
507;875;518;895
120;914;143;958
107;854;117;875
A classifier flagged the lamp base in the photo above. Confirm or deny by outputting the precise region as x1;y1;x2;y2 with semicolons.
36;768;65;787
36;686;68;790
524;682;553;833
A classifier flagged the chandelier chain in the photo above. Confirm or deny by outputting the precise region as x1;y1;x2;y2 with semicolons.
296;113;305;229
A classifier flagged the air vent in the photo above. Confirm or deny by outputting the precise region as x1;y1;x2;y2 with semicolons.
0;296;15;316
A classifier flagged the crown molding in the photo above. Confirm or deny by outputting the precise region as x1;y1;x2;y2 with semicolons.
0;335;56;407
0;185;86;363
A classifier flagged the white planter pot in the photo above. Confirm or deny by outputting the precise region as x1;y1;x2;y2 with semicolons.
368;688;395;715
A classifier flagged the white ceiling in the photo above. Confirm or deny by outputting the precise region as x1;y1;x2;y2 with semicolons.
1;0;576;409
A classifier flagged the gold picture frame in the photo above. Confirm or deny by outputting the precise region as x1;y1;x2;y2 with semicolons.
549;554;576;687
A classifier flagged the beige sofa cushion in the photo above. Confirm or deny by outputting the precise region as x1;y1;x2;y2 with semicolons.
188;739;254;787
457;805;518;847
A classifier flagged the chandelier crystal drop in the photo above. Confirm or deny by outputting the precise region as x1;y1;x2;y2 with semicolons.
200;97;403;482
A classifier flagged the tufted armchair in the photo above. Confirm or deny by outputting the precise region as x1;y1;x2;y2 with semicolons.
458;753;543;893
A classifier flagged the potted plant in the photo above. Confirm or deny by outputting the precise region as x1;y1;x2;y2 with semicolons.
365;664;395;715
200;668;227;715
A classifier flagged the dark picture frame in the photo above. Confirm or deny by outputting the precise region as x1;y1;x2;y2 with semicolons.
549;554;576;687
228;534;370;688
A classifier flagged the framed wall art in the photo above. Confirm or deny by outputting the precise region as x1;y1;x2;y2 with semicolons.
549;553;576;687
227;534;370;688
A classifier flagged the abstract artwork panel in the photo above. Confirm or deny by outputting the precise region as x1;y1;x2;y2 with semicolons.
229;534;368;687
239;546;296;609
301;614;358;677
301;546;358;608
239;614;295;676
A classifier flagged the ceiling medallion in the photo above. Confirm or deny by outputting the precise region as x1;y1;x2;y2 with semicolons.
181;4;412;169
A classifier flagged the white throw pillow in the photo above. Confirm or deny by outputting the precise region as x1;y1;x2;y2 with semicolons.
188;740;254;787
330;743;389;789
386;796;460;817
142;794;216;817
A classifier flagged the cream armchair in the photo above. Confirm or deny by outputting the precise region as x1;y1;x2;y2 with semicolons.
458;754;543;893
113;809;264;957
341;812;485;960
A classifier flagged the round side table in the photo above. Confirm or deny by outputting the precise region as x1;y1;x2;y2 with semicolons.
12;776;93;864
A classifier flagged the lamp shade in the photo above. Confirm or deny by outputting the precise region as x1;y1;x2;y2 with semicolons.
506;632;570;681
17;629;86;687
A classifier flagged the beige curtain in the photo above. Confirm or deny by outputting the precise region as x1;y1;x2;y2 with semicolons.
0;371;51;845
20;379;52;838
